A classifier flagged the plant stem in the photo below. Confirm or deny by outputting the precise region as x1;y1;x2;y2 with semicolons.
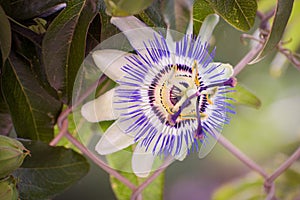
233;43;264;76
130;157;173;200
65;131;136;190
217;134;268;178
266;146;300;183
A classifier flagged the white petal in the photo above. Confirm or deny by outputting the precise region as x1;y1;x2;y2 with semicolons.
198;14;219;43
92;49;133;81
95;120;135;155
110;16;160;51
81;88;117;122
174;145;188;161
132;143;156;177
202;62;234;85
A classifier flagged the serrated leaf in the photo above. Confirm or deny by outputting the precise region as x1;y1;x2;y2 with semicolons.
251;0;294;63
104;0;153;16
0;0;66;20
0;5;11;66
13;140;89;200
207;0;257;31
2;52;62;142
193;0;214;35
43;0;99;104
227;83;261;109
106;147;164;200
162;0;193;36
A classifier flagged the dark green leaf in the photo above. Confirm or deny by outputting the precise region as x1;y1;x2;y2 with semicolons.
2;52;62;142
0;5;11;66
104;0;153;16
43;0;99;104
0;88;12;136
251;0;294;63
141;0;167;28
0;0;66;20
98;4;120;42
106;147;164;200
162;0;193;36
227;83;261;109
13;140;89;200
193;0;214;35
207;0;257;31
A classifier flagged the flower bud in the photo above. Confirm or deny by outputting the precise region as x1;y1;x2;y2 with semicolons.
0;175;18;200
0;135;30;178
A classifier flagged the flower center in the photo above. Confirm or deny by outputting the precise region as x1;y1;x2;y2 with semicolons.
148;61;208;126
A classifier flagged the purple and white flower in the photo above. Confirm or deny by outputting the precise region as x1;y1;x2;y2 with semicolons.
81;14;235;177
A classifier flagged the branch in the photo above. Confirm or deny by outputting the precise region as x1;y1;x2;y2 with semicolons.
65;131;136;190
217;134;268;178
266;146;300;183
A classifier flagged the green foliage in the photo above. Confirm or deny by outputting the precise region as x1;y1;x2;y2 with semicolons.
43;0;99;104
252;0;294;63
105;0;153;16
13;140;89;200
0;175;18;200
2;52;62;142
0;5;11;66
0;135;29;179
213;155;300;200
106;147;164;200
193;0;214;35
0;0;66;20
206;0;257;31
162;0;193;36
227;83;261;109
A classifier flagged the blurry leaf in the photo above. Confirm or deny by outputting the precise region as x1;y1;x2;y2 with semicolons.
251;0;294;63
213;154;300;200
2;52;62;142
212;173;265;200
227;83;261;109
0;5;11;66
98;2;120;42
104;0;153;16
0;0;66;20
28;18;47;34
193;0;214;35
162;0;193;37
142;0;167;28
43;0;99;104
13;140;89;200
107;147;164;200
0;83;12;136
207;0;257;31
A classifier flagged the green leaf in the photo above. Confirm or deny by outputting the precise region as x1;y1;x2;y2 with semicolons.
162;0;193;36
106;147;164;200
252;0;294;63
0;89;12;136
0;5;11;66
213;155;300;200
2;52;62;142
141;0;167;28
0;0;66;20
207;0;257;31
104;0;153;16
227;83;261;109
193;0;214;35
13;140;89;200
43;0;99;104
